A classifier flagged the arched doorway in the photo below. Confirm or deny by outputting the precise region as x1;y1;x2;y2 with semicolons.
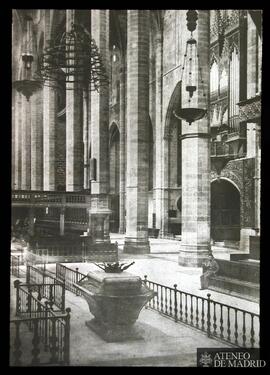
163;81;182;236
211;179;240;241
109;123;120;232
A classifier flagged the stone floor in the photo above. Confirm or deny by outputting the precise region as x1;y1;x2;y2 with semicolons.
10;273;232;367
10;234;260;366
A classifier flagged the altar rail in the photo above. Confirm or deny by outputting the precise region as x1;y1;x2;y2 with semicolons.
11;280;70;366
56;263;88;296
143;276;260;348
26;265;65;311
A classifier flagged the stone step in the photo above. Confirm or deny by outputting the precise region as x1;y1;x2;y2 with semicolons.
215;259;260;284
82;353;195;367
208;275;259;303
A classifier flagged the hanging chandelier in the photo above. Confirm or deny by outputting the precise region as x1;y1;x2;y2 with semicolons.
13;16;43;101
174;10;207;125
39;23;109;92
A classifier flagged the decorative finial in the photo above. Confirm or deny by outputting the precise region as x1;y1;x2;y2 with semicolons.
94;261;135;273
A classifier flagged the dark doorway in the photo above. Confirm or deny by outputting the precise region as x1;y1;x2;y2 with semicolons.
211;179;240;241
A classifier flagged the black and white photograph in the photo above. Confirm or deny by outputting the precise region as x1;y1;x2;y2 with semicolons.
9;8;264;367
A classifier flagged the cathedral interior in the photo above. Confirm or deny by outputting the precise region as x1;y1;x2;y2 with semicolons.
10;9;262;367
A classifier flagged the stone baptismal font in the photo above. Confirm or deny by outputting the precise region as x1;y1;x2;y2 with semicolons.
75;262;155;342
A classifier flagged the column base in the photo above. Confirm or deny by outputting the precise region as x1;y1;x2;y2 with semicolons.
123;237;150;254
178;244;211;267
239;228;256;252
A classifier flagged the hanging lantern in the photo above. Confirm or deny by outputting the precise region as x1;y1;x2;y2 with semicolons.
13;16;43;100
174;10;207;125
39;23;109;92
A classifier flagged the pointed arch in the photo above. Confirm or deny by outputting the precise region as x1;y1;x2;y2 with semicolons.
164;81;181;139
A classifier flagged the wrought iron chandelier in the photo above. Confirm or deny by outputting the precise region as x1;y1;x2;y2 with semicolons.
174;10;207;125
39;23;109;92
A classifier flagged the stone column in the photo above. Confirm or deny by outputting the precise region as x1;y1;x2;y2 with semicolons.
104;215;110;242
123;10;150;254
154;32;164;235
66;10;84;192
21;95;31;190
60;207;65;236
43;84;57;191
160;139;170;238
28;207;35;237
178;11;211;267
90;214;105;243
90;9;110;195
43;11;56;191
238;13;261;248
255;124;261;234
12;89;16;189
119;60;126;233
89;10;110;240
31;89;43;190
83;89;90;189
14;91;22;190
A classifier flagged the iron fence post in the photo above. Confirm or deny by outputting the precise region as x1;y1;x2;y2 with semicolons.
26;264;30;284
17;255;20;278
143;276;148;309
207;293;211;337
174;284;178;322
64;308;71;365
14;279;21;316
62;280;66;312
44;301;49;351
143;275;148;286
75;268;79;296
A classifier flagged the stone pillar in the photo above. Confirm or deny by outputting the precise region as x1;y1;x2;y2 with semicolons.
123;10;150;254
178;11;211;267
66;10;84;191
89;10;110;241
247;13;258;98
240;228;256;252
154;33;164;234
238;12;261;250
90;9;110;195
12;89;16;189
160;140;169;238
83;89;90;189
31;89;43;190
14;91;22;190
91;214;105;243
246;12;261;236
28;207;35;237
43;11;56;191
255;124;261;234
119;60;126;233
21;95;31;190
60;207;65;236
43;85;57;191
104;215;110;242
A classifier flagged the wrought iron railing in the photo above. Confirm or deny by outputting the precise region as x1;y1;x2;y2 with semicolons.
65;207;88;225
26;265;65;311
11;279;70;366
143;276;260;348
11;190;104;208
56;263;87;296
